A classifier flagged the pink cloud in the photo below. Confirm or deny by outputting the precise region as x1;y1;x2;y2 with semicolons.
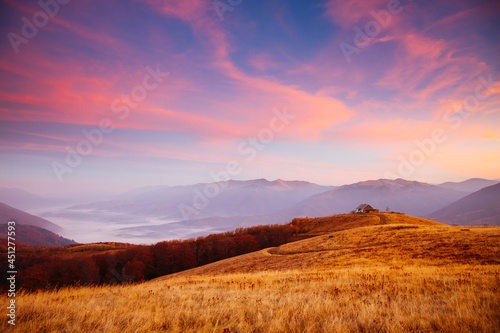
0;140;62;153
326;117;440;143
323;0;394;29
132;106;243;138
142;0;209;22
136;0;355;141
2;0;497;184
248;52;281;71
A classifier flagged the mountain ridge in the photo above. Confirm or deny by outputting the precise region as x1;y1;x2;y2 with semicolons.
9;177;499;243
0;201;63;233
287;178;468;218
428;183;500;226
437;178;499;192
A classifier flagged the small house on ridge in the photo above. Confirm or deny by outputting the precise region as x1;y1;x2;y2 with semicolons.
355;204;378;213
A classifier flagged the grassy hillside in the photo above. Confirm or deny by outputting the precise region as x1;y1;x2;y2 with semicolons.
2;213;499;332
159;216;497;277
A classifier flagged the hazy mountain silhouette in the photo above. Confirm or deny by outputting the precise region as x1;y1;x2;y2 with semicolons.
289;179;468;217
114;178;472;241
60;179;335;221
0;202;62;233
428;183;500;226
0;187;55;211
437;178;499;193
17;177;497;243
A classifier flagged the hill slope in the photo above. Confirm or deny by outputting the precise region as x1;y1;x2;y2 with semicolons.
4;213;499;333
0;224;76;247
158;213;499;278
428;183;500;226
0;202;62;232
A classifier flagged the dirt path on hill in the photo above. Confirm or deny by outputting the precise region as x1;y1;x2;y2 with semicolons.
264;248;278;256
375;213;388;225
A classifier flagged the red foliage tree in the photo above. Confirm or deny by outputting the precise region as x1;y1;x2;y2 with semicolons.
230;234;259;256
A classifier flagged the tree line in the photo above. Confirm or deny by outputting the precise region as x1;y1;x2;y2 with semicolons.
0;218;310;291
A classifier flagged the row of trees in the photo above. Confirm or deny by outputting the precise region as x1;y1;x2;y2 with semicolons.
1;221;307;291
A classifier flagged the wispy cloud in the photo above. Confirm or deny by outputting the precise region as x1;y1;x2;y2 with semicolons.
0;0;498;192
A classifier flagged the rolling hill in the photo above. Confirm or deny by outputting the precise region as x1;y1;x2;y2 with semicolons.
7;213;499;333
428;182;500;226
156;213;494;277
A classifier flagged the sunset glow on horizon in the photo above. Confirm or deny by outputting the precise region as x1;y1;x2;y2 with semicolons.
1;0;499;196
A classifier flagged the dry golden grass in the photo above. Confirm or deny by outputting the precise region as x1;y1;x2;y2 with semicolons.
2;214;499;332
164;215;498;276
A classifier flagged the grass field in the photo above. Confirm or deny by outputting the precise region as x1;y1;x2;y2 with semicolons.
2;214;500;332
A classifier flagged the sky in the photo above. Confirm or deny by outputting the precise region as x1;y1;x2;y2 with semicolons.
1;0;499;196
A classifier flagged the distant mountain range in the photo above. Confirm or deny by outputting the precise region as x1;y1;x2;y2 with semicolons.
65;179;335;220
0;187;56;211
437;178;499;193
2;177;498;243
107;178;489;241
0;187;115;212
287;178;469;217
428;183;500;226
